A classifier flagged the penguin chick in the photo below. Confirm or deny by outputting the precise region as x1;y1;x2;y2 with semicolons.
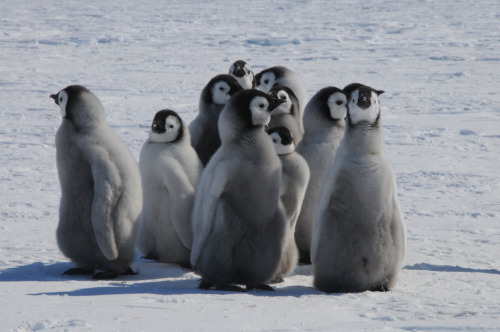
191;90;287;292
266;126;310;283
229;60;256;89
312;85;406;293
50;85;142;280
137;110;203;268
268;86;303;144
295;86;347;264
189;74;243;166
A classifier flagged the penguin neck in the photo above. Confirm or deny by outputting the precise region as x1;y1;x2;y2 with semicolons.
343;121;384;156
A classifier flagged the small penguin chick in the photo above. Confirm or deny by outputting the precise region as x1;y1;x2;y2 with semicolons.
267;126;295;155
149;109;183;143
229;60;255;89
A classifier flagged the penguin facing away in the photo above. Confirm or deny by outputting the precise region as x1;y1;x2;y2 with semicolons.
137;110;203;268
255;65;308;132
188;74;243;166
266;126;310;283
229;60;256;89
50;85;142;280
268;86;304;144
311;85;406;293
294;86;347;264
190;89;287;292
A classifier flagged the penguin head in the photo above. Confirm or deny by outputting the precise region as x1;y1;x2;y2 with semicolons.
268;86;299;116
267;126;295;155
219;90;285;140
201;74;243;108
347;85;385;126
148;109;184;143
255;69;276;93
229;60;255;89
50;85;106;128
327;90;347;120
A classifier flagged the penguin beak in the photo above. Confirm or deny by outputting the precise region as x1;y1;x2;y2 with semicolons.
268;97;286;112
233;66;245;77
50;93;59;105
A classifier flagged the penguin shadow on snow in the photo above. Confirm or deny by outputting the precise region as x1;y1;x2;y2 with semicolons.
404;263;500;275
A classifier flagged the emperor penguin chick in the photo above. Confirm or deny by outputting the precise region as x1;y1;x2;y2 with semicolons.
229;60;256;89
50;85;142;280
268;86;303;144
189;74;243;166
137;110;203;268
295;87;347;264
312;85;406;293
255;65;308;133
266;127;310;283
190;90;287;292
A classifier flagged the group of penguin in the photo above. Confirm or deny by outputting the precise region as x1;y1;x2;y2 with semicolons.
50;60;406;293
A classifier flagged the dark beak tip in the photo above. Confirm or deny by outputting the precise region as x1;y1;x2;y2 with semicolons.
50;94;59;105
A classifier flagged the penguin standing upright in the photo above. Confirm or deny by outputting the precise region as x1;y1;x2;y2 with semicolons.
137;110;203;268
255;65;308;132
190;90;287;292
267;126;310;283
189;74;243;165
50;85;142;280
295;87;347;264
229;60;255;89
312;85;406;293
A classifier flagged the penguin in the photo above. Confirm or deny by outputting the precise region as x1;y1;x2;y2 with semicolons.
311;85;406;293
254;65;308;132
229;60;255;89
190;89;287;292
268;86;303;144
295;87;347;264
266;126;310;283
188;74;243;166
137;109;203;268
50;85;142;280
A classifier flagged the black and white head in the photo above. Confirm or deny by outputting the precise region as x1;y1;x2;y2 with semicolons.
267;126;295;155
219;90;285;139
50;85;106;128
229;60;255;89
255;67;279;93
346;85;385;126
200;74;243;108
268;86;299;116
149;109;184;143
309;86;347;121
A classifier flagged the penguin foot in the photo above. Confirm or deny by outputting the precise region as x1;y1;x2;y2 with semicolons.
63;267;95;276
268;276;284;284
198;279;246;292
123;266;137;275
247;284;275;292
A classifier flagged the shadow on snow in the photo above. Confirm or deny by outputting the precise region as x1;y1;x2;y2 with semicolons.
404;263;500;275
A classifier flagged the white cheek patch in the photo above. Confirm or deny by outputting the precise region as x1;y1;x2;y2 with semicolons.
327;92;347;120
348;91;381;124
250;96;270;126
272;90;292;115
149;116;181;143
212;81;231;105
58;90;68;118
256;72;275;93
274;141;295;155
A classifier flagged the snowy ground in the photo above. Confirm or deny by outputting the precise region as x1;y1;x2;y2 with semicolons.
1;0;500;331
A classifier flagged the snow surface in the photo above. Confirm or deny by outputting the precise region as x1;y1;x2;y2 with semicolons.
1;0;500;331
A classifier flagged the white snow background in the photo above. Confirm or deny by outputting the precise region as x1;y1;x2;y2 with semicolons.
1;0;499;331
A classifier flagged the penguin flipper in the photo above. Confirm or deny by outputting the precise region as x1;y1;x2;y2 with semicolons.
190;161;232;268
89;146;121;261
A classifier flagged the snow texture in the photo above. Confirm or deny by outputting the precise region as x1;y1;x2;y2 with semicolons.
1;0;499;331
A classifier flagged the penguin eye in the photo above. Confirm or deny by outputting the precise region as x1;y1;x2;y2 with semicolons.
169;125;174;129
59;97;63;102
219;87;225;91
264;79;269;84
336;100;343;105
259;103;265;109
